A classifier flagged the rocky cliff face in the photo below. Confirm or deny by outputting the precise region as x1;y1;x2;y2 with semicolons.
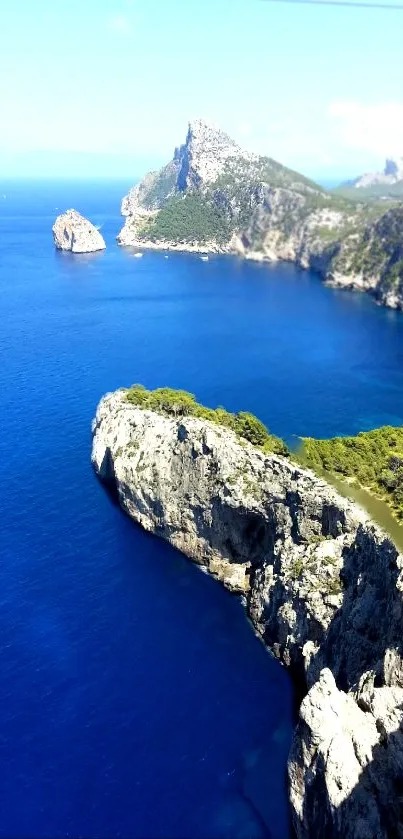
92;390;403;839
121;119;256;219
53;209;106;253
118;120;403;310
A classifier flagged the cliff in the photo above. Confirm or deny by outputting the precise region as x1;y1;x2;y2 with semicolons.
53;209;106;253
92;387;403;839
118;119;403;310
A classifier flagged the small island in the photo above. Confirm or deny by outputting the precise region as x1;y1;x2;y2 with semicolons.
92;384;403;839
53;209;106;253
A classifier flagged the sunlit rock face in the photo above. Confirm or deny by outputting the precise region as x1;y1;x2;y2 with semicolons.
92;389;403;839
289;670;403;839
53;209;106;253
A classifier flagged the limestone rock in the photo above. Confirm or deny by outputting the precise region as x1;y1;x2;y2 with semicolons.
120;119;258;219
289;671;403;838
92;391;403;839
175;118;257;191
52;209;106;253
91;390;364;608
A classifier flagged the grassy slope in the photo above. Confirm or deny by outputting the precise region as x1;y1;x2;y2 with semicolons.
136;157;355;246
137;193;231;244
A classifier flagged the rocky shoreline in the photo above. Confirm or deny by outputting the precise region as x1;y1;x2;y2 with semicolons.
116;233;227;255
92;389;403;839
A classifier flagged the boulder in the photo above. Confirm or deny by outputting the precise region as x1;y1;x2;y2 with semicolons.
53;209;106;253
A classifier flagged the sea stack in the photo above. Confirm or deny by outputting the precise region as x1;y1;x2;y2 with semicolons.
52;209;106;253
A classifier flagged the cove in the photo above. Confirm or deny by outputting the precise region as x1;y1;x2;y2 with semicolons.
1;180;403;838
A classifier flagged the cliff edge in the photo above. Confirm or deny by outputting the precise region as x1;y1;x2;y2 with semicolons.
92;388;403;839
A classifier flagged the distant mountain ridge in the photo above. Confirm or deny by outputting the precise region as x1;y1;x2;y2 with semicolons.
118;119;403;311
345;157;403;190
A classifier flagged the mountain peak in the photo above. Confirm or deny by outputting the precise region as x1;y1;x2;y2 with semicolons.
181;118;253;188
187;118;240;148
384;156;403;180
121;117;320;218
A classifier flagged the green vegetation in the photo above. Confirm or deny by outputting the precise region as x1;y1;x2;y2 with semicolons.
138;193;231;244
131;141;399;284
335;182;403;201
212;154;326;196
289;546;342;590
326;577;343;596
127;123;403;293
209;156;333;235
125;385;289;456
142;164;178;208
123;386;403;544
300;425;403;519
299;191;354;214
340;206;403;290
258;155;326;194
290;556;304;578
316;225;343;243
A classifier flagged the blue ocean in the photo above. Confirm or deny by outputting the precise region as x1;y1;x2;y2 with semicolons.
1;180;403;839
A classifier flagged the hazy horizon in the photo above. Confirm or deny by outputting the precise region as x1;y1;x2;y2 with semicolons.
0;146;378;187
2;0;402;183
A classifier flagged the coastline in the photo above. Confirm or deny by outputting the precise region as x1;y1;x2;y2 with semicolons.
116;236;229;255
117;233;403;311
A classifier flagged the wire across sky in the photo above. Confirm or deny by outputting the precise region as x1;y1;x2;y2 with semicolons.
261;0;403;9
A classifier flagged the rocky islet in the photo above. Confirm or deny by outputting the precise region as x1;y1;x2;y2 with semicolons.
52;209;106;253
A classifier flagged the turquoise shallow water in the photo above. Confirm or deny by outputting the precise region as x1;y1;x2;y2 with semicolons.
1;179;403;838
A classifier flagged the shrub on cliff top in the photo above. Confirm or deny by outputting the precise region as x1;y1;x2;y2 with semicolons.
125;385;289;457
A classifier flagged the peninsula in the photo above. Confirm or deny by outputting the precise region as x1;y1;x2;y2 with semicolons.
92;385;403;839
118;119;403;310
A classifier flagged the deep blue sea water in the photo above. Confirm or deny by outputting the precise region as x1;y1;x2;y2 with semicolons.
1;180;403;839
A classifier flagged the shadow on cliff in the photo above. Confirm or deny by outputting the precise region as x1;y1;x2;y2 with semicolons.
296;524;403;837
318;524;403;692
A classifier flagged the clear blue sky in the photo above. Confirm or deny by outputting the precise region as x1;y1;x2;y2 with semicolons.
1;0;402;180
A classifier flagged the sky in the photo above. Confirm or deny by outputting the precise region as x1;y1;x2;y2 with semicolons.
1;0;403;181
